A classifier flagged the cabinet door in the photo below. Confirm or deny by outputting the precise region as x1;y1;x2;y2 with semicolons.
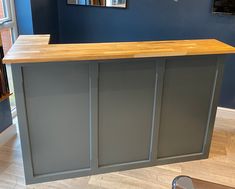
98;60;157;167
157;56;219;159
23;62;90;175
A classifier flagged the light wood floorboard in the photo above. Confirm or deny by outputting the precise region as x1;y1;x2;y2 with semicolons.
0;109;235;189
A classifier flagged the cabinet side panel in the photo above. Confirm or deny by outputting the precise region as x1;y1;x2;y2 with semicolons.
157;56;218;159
98;60;156;166
22;62;90;175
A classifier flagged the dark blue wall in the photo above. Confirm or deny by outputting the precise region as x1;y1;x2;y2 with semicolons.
220;57;235;108
30;0;59;42
14;0;33;34
57;1;235;43
14;0;59;42
57;0;235;108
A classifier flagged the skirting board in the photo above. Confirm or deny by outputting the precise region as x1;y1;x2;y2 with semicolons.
0;124;17;147
217;107;235;120
12;108;17;119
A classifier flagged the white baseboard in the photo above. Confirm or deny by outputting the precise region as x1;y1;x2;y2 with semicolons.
0;124;17;147
217;107;235;119
11;108;17;119
217;107;235;112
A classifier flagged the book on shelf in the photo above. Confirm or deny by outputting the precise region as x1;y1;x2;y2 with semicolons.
0;69;4;98
0;45;10;99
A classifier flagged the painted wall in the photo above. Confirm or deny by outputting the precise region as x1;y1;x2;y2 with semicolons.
220;57;235;109
30;0;60;42
57;1;235;43
14;0;59;42
14;0;33;34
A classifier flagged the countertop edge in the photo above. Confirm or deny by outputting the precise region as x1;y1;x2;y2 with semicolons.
3;35;235;64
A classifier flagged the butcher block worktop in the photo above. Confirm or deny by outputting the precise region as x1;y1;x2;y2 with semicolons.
3;35;235;64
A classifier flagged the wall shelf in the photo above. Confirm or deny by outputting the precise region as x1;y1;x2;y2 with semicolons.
0;93;12;103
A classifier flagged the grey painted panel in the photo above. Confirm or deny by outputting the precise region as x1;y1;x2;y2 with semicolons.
157;56;218;159
89;63;99;171
22;62;90;175
12;65;35;184
202;56;225;157
150;61;166;161
98;60;156;166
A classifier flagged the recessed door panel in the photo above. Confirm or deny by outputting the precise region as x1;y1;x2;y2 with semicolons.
157;56;218;159
98;60;156;166
23;62;90;175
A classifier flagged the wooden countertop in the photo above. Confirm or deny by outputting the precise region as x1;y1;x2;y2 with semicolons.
3;35;235;64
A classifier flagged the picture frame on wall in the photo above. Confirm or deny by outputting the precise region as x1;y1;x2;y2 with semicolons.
67;0;127;8
213;0;235;15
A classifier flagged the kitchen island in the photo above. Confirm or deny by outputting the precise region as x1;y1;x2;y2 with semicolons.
3;35;235;184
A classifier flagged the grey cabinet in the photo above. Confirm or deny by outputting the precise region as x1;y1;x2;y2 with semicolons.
12;55;224;184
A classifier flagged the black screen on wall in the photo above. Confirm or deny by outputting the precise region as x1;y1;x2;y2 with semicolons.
213;0;235;14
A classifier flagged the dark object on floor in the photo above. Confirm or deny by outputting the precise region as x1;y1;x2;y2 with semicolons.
172;176;235;189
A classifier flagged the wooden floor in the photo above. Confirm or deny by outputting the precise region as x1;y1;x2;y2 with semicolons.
0;108;235;189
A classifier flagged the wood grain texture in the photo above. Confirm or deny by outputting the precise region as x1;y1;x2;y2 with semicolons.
3;35;235;64
0;110;235;188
